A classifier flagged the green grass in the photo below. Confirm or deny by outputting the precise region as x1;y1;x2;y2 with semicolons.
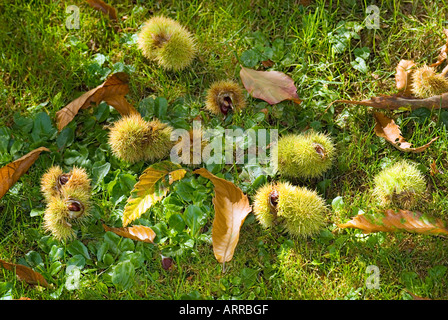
1;0;448;301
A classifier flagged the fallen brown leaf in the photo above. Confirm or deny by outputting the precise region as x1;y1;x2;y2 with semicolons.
56;72;138;131
328;92;448;110
0;147;50;199
239;66;302;105
373;112;438;153
193;168;252;271
86;0;117;21
0;259;50;288
338;209;448;236
103;224;156;243
395;59;415;96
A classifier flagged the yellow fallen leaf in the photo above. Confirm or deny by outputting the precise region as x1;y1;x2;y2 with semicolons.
193;168;252;270
103;224;156;243
122;161;186;227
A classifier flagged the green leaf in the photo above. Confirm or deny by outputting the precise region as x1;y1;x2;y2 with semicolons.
331;196;344;211
112;260;135;290
0;282;13;300
241;268;258;288
154;97;168;120
271;38;285;61
0;127;10;155
440;110;448;128
67;254;86;269
180;290;203;300
118;238;135;252
13;114;33;134
94;102;110;122
56;126;75;150
184;205;207;236
96;242;110;263
49;261;62;276
428;265;447;280
240;49;261;68
49;245;65;262
91;161;111;189
104;231;121;255
168;213;186;233
410;108;431;125
351;57;368;73
354;47;370;60
118;251;144;268
67;240;90;260
24;251;43;269
31;111;56;142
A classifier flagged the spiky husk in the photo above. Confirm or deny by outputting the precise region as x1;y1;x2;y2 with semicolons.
43;195;89;241
253;182;327;237
137;16;196;71
108;114;174;163
276;131;335;179
64;167;91;192
411;65;448;98
41;166;91;202
205;80;246;115
41;166;64;201
144;118;175;162
108;113;152;163
373;160;426;209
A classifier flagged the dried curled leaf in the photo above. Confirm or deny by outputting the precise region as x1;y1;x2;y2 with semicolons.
239;66;302;105
56;72;138;131
395;59;415;95
122;161;186;227
338;209;448;236
0;147;50;199
0;259;50;288
193;168;252;270
103;224;156;243
373;112;438;153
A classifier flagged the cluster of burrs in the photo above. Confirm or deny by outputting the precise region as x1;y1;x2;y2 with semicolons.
40;166;91;241
107;16;249;165
252;131;336;238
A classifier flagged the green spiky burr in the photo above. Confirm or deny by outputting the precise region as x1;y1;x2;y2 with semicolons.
137;16;196;71
253;182;328;237
373;160;426;209
108;113;174;164
276;131;335;179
